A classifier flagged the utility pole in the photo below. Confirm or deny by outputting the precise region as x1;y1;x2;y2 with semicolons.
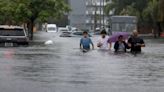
102;0;105;27
100;0;102;28
90;0;97;32
94;1;98;32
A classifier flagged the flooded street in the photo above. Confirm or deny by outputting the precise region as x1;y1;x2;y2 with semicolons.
0;31;164;92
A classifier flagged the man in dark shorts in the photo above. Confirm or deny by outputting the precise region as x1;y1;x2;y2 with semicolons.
128;30;145;53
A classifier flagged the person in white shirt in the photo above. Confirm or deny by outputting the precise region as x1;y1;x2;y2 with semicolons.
97;30;111;50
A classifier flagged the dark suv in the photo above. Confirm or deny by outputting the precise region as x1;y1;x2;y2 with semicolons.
0;25;29;47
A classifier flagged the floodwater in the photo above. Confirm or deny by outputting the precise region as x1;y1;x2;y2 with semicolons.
0;31;164;92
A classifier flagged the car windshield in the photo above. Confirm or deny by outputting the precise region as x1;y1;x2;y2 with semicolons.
0;28;25;36
60;29;68;32
48;27;56;31
63;32;71;34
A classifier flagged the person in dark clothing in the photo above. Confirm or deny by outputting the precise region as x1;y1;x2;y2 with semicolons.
114;35;128;53
128;30;145;53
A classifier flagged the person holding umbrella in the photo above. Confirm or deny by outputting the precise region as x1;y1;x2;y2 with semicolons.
97;30;111;50
108;32;130;43
114;35;129;53
128;30;145;54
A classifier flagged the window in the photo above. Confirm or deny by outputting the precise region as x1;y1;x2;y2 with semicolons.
0;28;25;36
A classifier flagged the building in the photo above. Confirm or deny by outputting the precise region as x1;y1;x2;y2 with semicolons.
68;0;87;30
86;0;109;31
68;0;111;31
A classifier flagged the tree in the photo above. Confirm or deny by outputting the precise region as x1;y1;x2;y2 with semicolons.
0;0;70;40
157;0;164;37
0;0;16;24
105;0;162;35
142;0;159;37
159;0;164;22
105;0;146;14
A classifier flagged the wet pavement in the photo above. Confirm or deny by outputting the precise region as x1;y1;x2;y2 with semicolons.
0;31;164;92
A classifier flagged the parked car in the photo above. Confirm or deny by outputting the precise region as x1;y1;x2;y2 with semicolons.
71;28;78;32
58;27;69;32
46;24;58;32
72;31;92;37
60;31;72;37
94;31;101;35
0;25;29;47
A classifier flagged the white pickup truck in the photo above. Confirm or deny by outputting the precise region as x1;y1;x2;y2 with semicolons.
0;25;29;47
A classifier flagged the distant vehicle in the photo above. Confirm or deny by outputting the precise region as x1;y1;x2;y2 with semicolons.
94;28;102;35
0;25;29;47
110;16;137;33
96;28;100;31
46;24;57;32
70;27;80;32
58;27;69;32
66;25;72;31
94;28;111;35
60;31;72;37
94;31;101;35
72;31;92;37
71;27;78;32
72;31;83;35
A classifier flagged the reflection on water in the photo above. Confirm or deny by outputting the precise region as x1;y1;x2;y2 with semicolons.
0;36;164;92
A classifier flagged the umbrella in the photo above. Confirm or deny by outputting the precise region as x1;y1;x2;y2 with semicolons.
108;32;130;43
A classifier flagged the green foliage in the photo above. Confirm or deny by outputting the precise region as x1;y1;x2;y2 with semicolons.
0;0;16;24
105;0;162;24
0;0;70;40
0;0;70;24
159;0;164;22
142;0;158;23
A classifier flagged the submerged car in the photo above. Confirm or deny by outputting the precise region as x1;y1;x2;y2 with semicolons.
72;31;92;37
58;27;69;32
0;25;29;47
60;31;72;37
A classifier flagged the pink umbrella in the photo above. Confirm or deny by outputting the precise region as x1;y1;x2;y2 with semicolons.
108;32;130;43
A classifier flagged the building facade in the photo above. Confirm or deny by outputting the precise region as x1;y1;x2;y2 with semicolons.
86;0;109;31
68;0;87;30
68;0;111;31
